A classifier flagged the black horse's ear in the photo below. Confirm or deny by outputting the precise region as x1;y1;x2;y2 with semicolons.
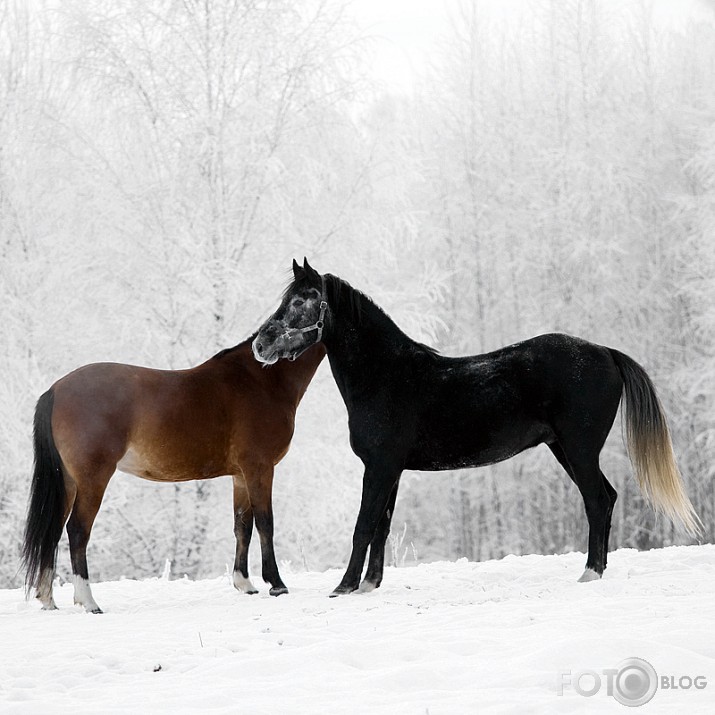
303;257;320;280
292;258;304;279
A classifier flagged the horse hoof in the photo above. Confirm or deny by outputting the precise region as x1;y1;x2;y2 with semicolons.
237;586;258;595
358;580;378;593
577;568;601;583
269;586;289;597
329;585;356;598
90;607;104;614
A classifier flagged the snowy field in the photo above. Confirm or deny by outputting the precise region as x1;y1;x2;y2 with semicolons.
1;546;714;714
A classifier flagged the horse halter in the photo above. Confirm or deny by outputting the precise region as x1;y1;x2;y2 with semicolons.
283;275;328;358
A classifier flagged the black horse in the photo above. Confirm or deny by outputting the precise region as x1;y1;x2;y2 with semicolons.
253;259;701;596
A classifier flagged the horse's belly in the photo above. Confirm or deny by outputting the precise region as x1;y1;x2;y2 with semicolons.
116;447;144;476
405;419;551;471
116;446;226;482
406;444;527;471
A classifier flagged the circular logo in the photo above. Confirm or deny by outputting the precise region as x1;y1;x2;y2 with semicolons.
614;657;658;707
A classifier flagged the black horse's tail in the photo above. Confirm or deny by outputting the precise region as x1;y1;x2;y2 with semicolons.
609;349;702;537
22;389;67;593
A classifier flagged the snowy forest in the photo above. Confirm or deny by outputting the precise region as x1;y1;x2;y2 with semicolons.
1;0;714;589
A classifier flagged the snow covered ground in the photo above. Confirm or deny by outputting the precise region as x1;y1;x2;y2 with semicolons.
1;545;714;714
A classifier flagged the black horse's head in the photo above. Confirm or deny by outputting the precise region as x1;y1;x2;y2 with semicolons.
252;258;328;365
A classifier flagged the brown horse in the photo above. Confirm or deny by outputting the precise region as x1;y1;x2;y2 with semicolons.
22;336;325;612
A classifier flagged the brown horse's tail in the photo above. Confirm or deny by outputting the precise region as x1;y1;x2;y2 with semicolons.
609;349;702;537
22;389;67;592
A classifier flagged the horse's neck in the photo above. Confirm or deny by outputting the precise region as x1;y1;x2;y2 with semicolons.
269;343;326;400
213;340;323;402
325;296;415;393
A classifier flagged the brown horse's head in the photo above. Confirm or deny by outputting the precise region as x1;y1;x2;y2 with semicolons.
253;258;327;365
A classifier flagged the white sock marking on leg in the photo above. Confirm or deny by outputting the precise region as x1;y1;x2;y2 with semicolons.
233;571;258;593
73;575;101;612
36;570;57;610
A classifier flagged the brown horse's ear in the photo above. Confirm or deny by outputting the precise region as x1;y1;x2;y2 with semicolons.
292;258;304;279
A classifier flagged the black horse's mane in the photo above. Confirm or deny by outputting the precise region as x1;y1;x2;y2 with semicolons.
324;273;370;324
319;273;439;357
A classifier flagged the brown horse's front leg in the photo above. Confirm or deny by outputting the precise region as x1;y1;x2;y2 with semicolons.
245;464;288;596
232;473;258;594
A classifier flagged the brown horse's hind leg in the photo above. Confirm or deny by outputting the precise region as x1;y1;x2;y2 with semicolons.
35;569;58;610
36;472;77;610
244;462;288;596
232;473;258;594
66;467;113;613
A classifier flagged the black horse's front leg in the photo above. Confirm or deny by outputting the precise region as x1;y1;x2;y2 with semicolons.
330;466;401;597
360;478;401;592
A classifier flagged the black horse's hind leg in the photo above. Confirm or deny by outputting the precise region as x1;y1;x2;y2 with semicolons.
601;476;618;569
548;442;617;581
231;473;258;594
576;468;616;581
331;465;402;597
360;478;401;592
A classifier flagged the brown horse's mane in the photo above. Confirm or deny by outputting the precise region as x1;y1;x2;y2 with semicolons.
210;333;257;360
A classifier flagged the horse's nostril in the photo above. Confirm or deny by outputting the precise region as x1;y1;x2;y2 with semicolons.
255;341;263;356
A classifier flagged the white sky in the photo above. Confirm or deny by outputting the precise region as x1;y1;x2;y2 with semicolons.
351;0;449;91
352;0;714;92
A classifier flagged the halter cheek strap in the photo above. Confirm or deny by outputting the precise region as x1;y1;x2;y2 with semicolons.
282;276;328;359
295;275;328;342
297;301;327;341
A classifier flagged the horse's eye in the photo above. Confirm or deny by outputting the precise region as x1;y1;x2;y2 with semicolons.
293;298;304;308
